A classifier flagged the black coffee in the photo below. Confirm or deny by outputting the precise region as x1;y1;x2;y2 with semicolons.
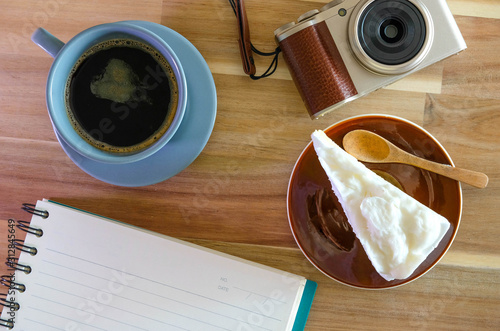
65;39;178;154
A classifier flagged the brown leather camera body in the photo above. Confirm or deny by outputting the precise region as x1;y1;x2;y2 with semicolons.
278;21;358;119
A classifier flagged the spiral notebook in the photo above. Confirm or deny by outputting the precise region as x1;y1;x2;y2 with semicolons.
0;200;316;330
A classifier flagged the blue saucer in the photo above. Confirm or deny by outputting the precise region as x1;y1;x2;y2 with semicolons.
56;21;217;187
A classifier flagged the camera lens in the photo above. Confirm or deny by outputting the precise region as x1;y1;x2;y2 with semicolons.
356;0;427;66
380;19;404;42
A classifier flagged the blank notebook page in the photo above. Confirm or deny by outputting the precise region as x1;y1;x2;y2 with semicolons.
1;200;316;330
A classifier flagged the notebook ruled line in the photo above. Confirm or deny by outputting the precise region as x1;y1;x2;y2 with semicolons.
36;268;273;331
233;287;288;304
36;273;272;331
25;306;108;330
30;295;151;331
25;318;65;331
45;247;283;322
34;283;234;331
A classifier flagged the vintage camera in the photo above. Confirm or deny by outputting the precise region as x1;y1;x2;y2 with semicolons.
275;0;466;119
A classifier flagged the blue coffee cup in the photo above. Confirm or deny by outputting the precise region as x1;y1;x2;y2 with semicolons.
32;22;187;164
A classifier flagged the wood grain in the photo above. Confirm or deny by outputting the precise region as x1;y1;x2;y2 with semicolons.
0;0;499;330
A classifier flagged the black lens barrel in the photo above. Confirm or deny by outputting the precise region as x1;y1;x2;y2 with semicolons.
357;0;427;65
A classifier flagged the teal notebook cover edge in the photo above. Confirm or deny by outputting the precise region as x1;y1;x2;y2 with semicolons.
292;279;317;331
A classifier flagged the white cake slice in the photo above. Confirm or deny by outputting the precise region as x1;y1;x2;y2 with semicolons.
311;130;450;281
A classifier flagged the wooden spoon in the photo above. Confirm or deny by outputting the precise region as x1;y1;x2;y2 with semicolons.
343;129;489;188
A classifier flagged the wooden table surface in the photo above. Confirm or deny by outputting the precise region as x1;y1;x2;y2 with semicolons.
0;0;499;330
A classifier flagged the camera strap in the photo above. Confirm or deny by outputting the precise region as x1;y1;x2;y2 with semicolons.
229;0;281;80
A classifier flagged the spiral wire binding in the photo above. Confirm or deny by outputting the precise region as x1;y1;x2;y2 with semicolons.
21;203;49;218
5;258;31;275
11;240;37;256
0;293;20;311
0;275;25;293
0;293;18;328
1;203;47;328
0;317;13;328
16;220;43;237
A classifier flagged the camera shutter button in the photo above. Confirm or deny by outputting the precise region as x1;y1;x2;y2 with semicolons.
320;0;346;12
274;22;296;36
298;9;319;22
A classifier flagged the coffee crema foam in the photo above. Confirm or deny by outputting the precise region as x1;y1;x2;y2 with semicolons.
64;38;179;155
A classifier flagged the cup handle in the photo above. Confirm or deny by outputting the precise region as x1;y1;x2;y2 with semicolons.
31;28;65;58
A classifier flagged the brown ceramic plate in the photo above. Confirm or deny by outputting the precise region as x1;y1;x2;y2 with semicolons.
287;114;462;289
